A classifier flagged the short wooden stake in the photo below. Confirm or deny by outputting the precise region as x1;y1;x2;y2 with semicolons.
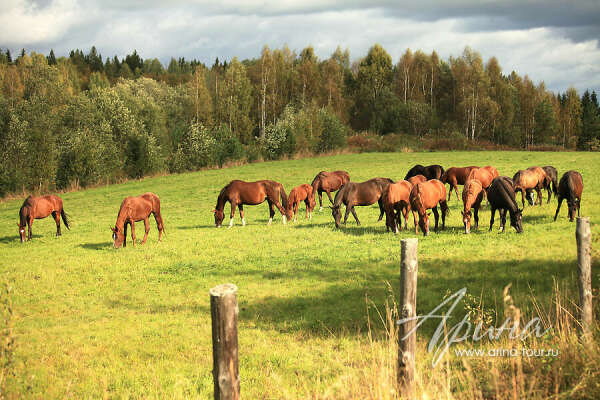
398;238;418;399
210;283;240;400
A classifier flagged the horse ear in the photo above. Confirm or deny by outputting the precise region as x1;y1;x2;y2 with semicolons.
211;209;217;213
16;223;20;227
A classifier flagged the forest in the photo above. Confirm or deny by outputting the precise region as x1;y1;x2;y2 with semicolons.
0;44;599;196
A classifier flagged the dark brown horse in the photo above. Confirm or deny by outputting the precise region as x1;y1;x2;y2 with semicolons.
18;195;70;242
409;180;448;236
542;166;558;202
213;180;289;227
441;166;479;201
311;170;350;211
407;174;427;186
330;177;394;228
461;179;484;234
513;168;546;207
404;164;445;181
287;184;315;222
554;171;583;222
382;180;412;233
111;192;164;248
488;177;523;233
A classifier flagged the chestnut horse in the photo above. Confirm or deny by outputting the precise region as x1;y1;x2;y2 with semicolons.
287;184;316;222
528;166;551;203
404;164;445;181
311;170;350;211
330;177;394;228
482;166;499;180
441;166;479;201
213;180;289;227
554;170;583;222
111;192;164;248
461;179;484;234
407;174;427;186
542;166;558;202
513;168;546;207
382;180;412;233
467;168;494;190
18;195;70;242
410;180;449;236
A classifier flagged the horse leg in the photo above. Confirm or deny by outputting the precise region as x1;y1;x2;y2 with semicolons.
536;187;542;206
130;221;136;246
577;197;581;217
413;211;418;234
350;206;361;226
403;206;409;231
153;212;164;241
499;209;507;232
239;205;245;226
267;200;275;225
474;206;479;230
141;218;150;244
318;191;324;212
454;184;460;202
52;211;61;236
123;222;128;247
553;197;563;221
304;199;310;220
489;207;496;231
440;201;448;230
27;217;33;241
377;198;384;222
228;202;237;228
325;190;334;205
432;206;440;233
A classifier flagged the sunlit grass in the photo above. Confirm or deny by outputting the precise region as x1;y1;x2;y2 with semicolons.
0;151;599;398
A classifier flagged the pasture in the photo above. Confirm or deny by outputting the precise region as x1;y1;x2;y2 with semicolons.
1;151;599;398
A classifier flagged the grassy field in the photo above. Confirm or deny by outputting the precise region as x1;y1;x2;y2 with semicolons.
1;151;599;398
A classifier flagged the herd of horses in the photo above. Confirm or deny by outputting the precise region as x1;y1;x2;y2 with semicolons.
16;163;584;247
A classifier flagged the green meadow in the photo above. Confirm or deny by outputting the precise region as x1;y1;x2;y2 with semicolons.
1;151;599;398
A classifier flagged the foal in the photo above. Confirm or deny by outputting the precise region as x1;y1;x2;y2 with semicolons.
410;180;449;236
287;184;316;222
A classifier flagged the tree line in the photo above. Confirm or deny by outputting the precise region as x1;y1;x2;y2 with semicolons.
0;44;598;196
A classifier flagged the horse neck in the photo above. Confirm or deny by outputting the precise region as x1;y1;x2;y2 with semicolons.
19;206;29;226
333;185;346;206
115;207;129;230
215;188;228;212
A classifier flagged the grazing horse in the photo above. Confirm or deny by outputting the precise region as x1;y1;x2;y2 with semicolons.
482;166;499;180
330;177;394;228
487;177;523;233
461;179;484;234
287;184;316;222
542;166;558;202
17;195;69;242
441;166;479;201
382;180;412;233
213;180;289;227
409;180;448;236
111;192;164;248
554;171;583;222
407;174;427;186
311;170;350;211
404;164;445;181
527;166;551;203
513;169;546;207
467;168;494;191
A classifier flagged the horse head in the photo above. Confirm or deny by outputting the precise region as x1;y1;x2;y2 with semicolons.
330;205;342;228
212;209;225;227
510;209;523;233
461;210;472;234
16;223;26;243
567;200;578;222
111;225;125;248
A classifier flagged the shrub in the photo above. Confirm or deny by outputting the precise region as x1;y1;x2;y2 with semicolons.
316;108;347;153
213;125;244;167
173;122;216;171
263;106;296;160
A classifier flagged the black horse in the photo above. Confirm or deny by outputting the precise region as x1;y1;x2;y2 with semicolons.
487;176;523;233
542;166;558;202
404;164;445;181
554;170;583;222
330;177;394;228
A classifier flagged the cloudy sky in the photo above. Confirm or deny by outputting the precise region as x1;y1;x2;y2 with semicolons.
1;0;599;93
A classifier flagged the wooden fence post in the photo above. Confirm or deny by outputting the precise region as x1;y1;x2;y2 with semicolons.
398;238;418;399
210;283;240;400
576;217;593;342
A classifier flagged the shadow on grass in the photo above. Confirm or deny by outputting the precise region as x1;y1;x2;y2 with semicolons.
0;234;43;244
79;242;112;250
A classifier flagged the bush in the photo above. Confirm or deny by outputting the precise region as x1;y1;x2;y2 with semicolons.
213;125;244;167
173;123;216;171
263;106;296;160
316;108;347;153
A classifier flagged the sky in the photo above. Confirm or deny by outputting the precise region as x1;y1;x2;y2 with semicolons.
1;0;599;94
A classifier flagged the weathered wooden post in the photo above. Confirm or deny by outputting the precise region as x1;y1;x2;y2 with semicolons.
398;238;418;399
576;217;592;342
210;283;240;400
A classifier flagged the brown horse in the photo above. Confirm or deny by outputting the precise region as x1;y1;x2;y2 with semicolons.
482;166;499;180
513;169;546;207
311;170;350;211
410;180;449;236
526;166;551;203
213;180;289;227
554;171;583;222
467;168;494;190
382;180;413;233
407;174;427;186
542;166;558;202
461;179;484;234
18;195;70;242
111;192;164;248
441;166;479;201
287;184;316;222
330;177;394;228
404;164;445;181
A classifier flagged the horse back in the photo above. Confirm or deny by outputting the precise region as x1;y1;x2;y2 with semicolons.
489;177;518;211
462;179;483;209
140;192;161;213
384;181;412;206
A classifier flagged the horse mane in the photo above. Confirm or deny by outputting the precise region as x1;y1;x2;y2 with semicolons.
18;203;28;227
498;178;519;213
332;183;348;207
215;183;230;211
566;173;577;204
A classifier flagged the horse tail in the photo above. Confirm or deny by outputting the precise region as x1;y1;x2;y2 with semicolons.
60;208;70;230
